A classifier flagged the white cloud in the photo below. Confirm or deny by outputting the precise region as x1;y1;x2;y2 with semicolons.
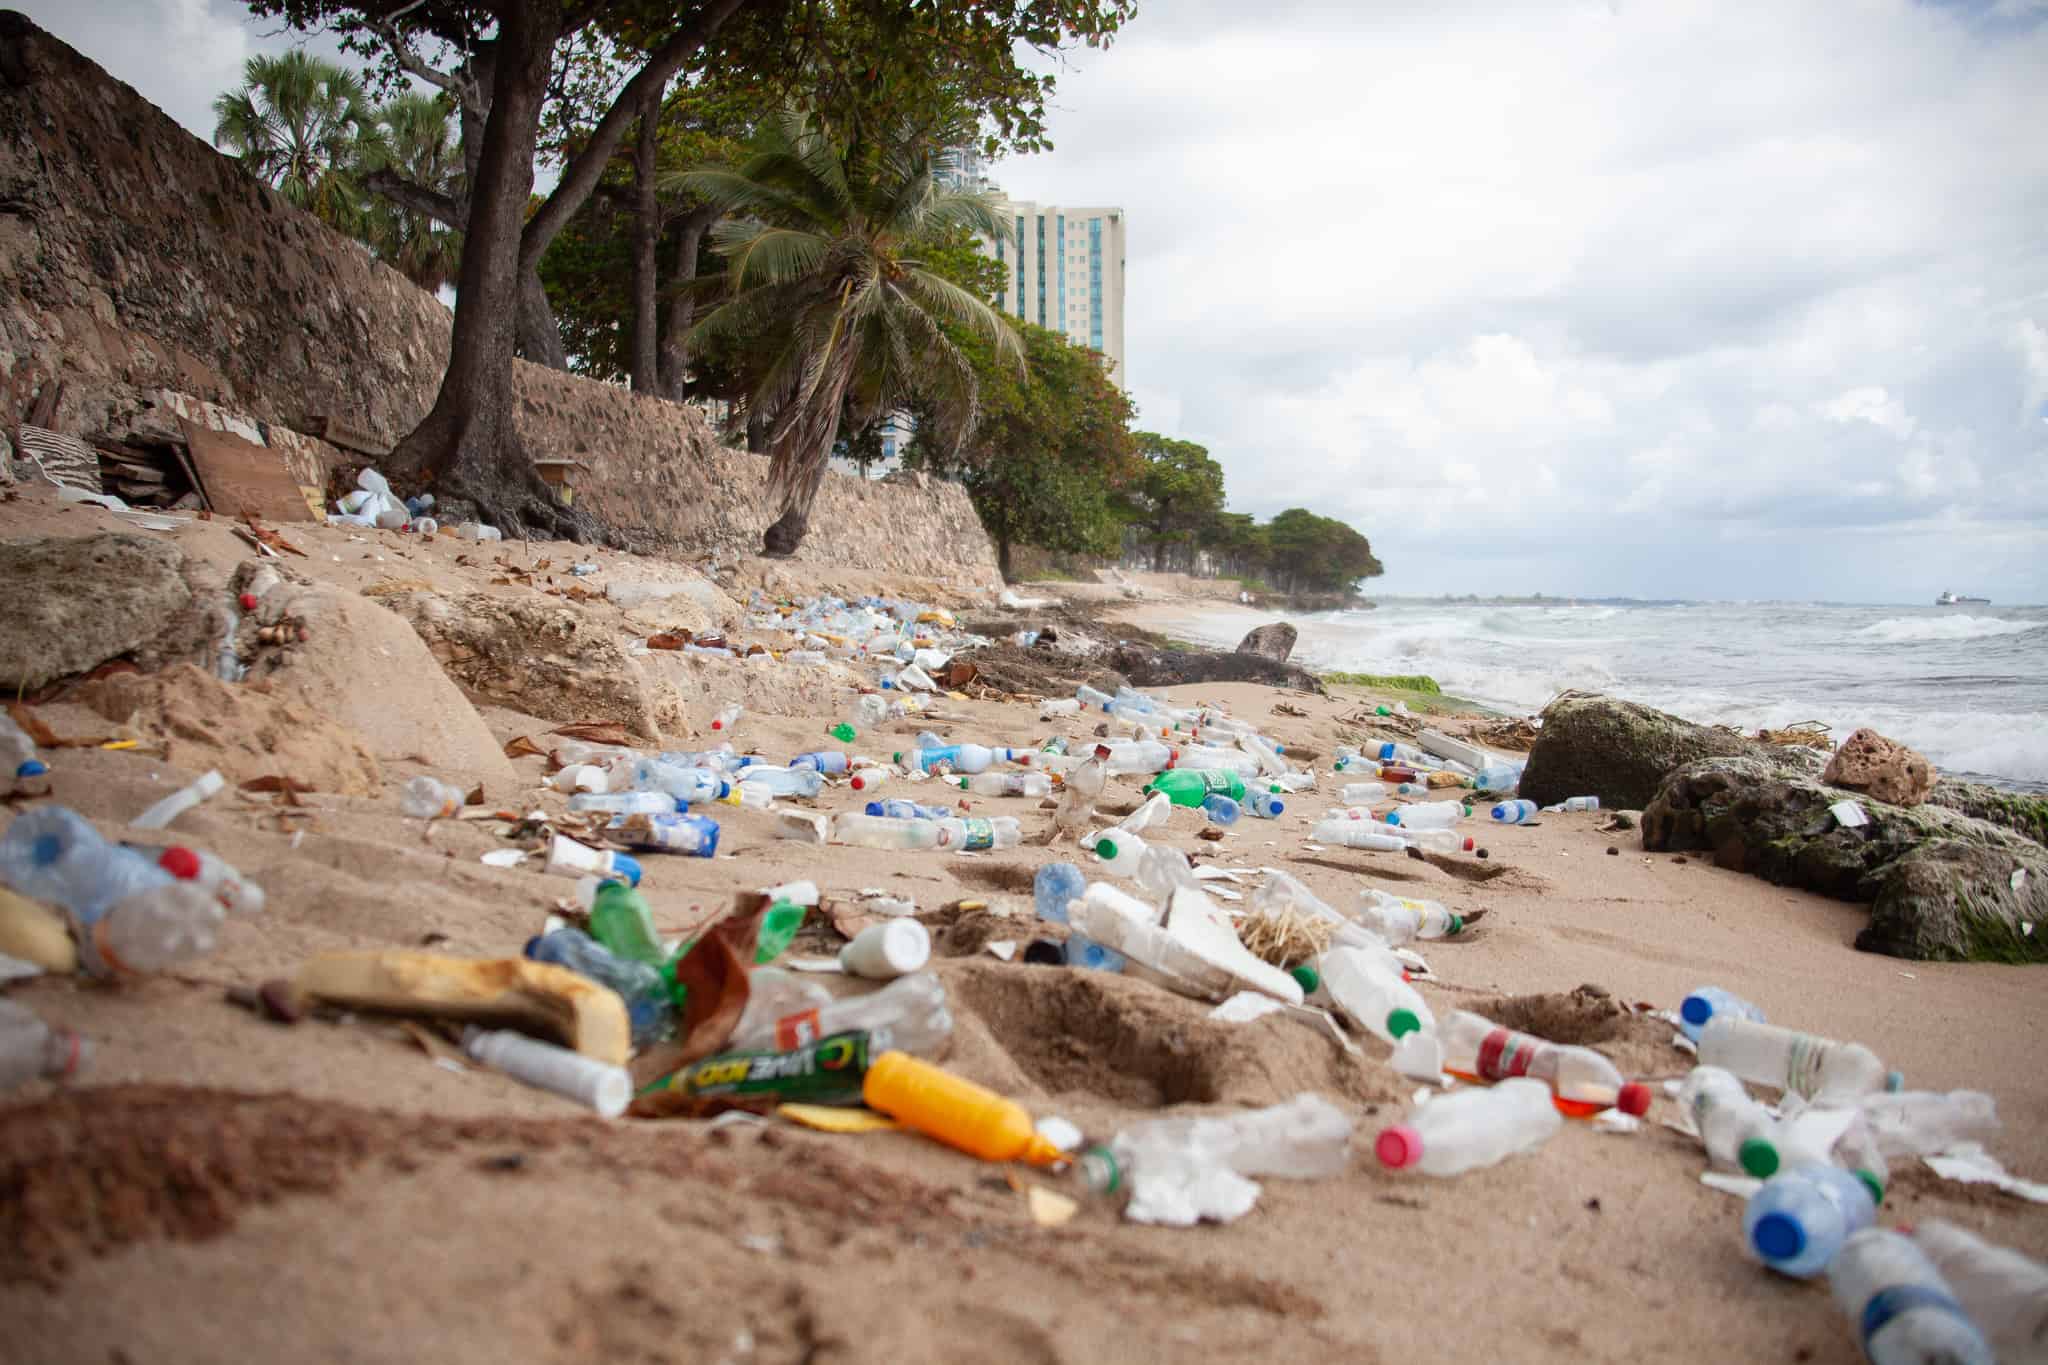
1819;387;1917;440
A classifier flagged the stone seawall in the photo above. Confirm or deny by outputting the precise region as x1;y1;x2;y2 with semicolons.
0;13;1000;587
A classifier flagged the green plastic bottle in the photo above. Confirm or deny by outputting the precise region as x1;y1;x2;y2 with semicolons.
1144;768;1247;808
589;880;665;966
754;900;806;964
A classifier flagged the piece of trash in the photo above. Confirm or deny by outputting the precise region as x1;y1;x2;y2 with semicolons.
1208;992;1289;1024
1036;1116;1083;1153
785;957;846;973
1672;1033;1699;1055
984;940;1018;962
479;849;527;868
1028;1186;1079;1228
1592;1109;1643;1135
1390;1029;1446;1083
0;953;42;983
1896;971;1917;980
2013;869;2027;893
1923;1144;2048;1204
1700;1170;1764;1200
462;1027;630;1118
131;769;225;829
777;1103;899;1135
1830;800;1870;829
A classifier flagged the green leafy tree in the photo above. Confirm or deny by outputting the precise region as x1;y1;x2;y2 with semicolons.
911;322;1137;581
1122;432;1226;573
1259;508;1384;594
212;50;384;235
361;91;464;290
675;107;1021;556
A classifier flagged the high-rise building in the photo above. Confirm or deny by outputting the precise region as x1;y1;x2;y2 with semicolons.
987;201;1127;388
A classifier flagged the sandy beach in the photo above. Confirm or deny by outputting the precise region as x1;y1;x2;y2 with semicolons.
3;488;2045;1365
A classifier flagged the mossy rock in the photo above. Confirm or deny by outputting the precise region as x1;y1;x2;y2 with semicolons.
1926;779;2048;850
1321;672;1441;695
1643;756;2048;963
1519;695;1803;810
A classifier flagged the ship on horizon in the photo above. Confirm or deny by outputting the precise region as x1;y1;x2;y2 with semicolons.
1936;590;1991;606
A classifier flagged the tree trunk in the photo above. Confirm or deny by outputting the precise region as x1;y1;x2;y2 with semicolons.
997;537;1014;582
1151;533;1166;574
627;89;662;392
759;348;858;557
657;204;719;398
515;265;571;370
385;0;587;539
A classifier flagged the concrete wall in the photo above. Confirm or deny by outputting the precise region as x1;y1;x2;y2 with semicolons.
0;13;1001;588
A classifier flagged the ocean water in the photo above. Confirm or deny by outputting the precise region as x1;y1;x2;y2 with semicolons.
1155;600;2048;790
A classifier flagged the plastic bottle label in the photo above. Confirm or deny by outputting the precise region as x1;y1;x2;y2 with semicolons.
960;818;996;851
1859;1284;1967;1345
668;1029;871;1104
1476;1028;1549;1081
1784;1034;1831;1096
773;1007;825;1051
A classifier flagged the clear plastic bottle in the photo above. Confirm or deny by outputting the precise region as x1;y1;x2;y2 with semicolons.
1678;1065;1782;1176
1171;745;1262;777
0;714;48;793
1350;740;1432;768
1319;944;1432;1042
1310;819;1408;852
1910;1220;2048;1364
1440;1009;1651;1115
1384;801;1470;830
1040;698;1081;718
1679;985;1766;1043
865;798;952;822
1081;1094;1354;1203
710;782;776;811
1554;796;1600;812
525;928;675;1048
1357;888;1464;942
953;772;1051;798
1401;828;1476;853
831;813;948;851
1489;799;1538;824
1856;1090;1999;1158
154;846;265;916
1375;1076;1562;1175
730;971;954;1056
847;767;889;793
1471;762;1525;794
1831;1228;1996;1365
709;702;743;732
790;750;849;775
1245;791;1286;819
1076;684;1116;710
737;767;824;798
1033;864;1125;971
630;759;729;804
1117;791;1174;833
542;835;642;886
1201;794;1241;825
1699;1017;1889;1102
85;881;224;975
0;998;89;1090
0;806;172;922
1339;782;1391;804
569;790;680;816
610;812;721;857
897;743;995;775
1744;1164;1879;1278
1089;828;1150;879
1104;741;1175;776
400;775;467;819
935;816;1020;851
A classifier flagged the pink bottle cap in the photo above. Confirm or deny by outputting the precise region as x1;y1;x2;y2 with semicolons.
1375;1125;1423;1169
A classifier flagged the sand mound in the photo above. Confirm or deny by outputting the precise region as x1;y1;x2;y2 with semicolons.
1469;985;1678;1079
75;664;382;796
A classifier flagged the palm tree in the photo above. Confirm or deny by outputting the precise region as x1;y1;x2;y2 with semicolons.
212;50;383;235
362;91;464;291
672;108;1022;556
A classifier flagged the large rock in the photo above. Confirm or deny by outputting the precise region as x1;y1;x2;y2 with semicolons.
1926;778;2048;849
385;591;662;741
0;533;193;691
1519;694;1792;810
1109;642;1324;694
1642;756;2048;962
1234;622;1298;664
1824;727;1936;807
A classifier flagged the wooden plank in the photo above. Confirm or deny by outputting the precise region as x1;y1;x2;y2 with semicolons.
309;414;392;458
178;419;314;522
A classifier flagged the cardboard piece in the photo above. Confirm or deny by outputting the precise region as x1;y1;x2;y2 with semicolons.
179;418;314;522
294;951;631;1065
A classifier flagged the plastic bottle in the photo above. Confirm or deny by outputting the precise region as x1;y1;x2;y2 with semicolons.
1678;985;1767;1043
1856;1090;1999;1158
629;759;730;804
1310;819;1408;852
852;694;890;728
1678;1066;1782;1177
831;813;949;851
1170;745;1261;777
1831;1229;1997;1365
1401;828;1476;853
847;767;889;793
0;714;48;793
1744;1164;1879;1278
1699;1017;1889;1102
1490;799;1539;825
1040;698;1082;719
1357;889;1464;943
84;881;224;975
154;846;265;916
1245;791;1286;819
864;799;952;822
1146;768;1247;807
588;880;666;966
610;812;720;857
1319;944;1432;1042
1339;782;1391;804
525;928;675;1048
708;702;743;732
569;791;679;817
710;783;776;812
1034;864;1127;971
1471;762;1525;794
863;1051;1064;1165
1375;1076;1563;1175
1089;828;1151;879
400;775;467;820
542;836;642;887
1910;1220;2048;1364
1384;800;1470;830
0;998;90;1090
897;743;995;775
1440;1010;1651;1115
0;806;172;923
1117;791;1174;833
840;920;931;979
825;722;858;744
791;750;851;774
462;1027;630;1119
1075;684;1117;710
953;772;1051;798
1553;796;1600;812
1104;741;1175;776
728;971;954;1056
1202;794;1241;826
737;767;824;798
936;816;1021;851
1081;1094;1355;1201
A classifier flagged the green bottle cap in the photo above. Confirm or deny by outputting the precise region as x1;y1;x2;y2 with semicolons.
891;752;905;765
1854;1169;1885;1207
1447;915;1464;936
1094;836;1119;860
1387;1008;1421;1038
1290;964;1320;995
1737;1138;1780;1179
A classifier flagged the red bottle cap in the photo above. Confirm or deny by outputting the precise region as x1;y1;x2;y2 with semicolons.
238;592;258;611
1617;1082;1652;1116
1374;1125;1423;1169
158;846;201;879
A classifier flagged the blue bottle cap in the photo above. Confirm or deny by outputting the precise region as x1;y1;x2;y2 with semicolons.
1680;994;1714;1026
610;853;644;886
1751;1211;1806;1263
1264;797;1284;816
865;801;886;817
697;821;720;859
17;760;47;778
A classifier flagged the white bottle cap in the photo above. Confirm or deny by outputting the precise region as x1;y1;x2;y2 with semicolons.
839;919;931;979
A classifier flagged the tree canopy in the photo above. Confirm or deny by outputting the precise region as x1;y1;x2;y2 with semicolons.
1120;432;1226;573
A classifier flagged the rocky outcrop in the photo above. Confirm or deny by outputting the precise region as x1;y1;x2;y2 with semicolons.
1109;642;1324;694
1642;756;2047;962
1234;622;1298;664
1518;695;1795;810
1926;779;2048;850
0;533;193;691
385;591;661;741
1823;728;1936;807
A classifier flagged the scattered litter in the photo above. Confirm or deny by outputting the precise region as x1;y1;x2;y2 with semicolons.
1208;992;1289;1024
131;769;224;829
1592;1109;1642;1135
1924;1144;2048;1204
785;957;846;974
777;1104;898;1134
480;849;527;869
984;940;1018;962
1830;800;1870;829
1028;1186;1079;1227
1700;1171;1763;1200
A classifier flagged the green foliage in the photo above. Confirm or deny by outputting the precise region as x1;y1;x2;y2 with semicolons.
1321;672;1442;695
1260;507;1385;594
360;91;463;289
1121;432;1227;571
212;49;383;235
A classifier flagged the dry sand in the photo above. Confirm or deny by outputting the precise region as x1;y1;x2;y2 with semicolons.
2;490;2044;1365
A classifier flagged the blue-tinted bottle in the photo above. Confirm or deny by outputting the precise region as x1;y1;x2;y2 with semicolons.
1245;791;1286;818
865;798;951;821
1680;985;1767;1043
524;927;675;1048
1744;1164;1878;1278
1202;794;1242;825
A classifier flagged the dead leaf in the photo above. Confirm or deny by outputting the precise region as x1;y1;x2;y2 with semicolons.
646;632;692;651
628;894;770;1107
550;721;633;746
463;783;484;807
240;774;315;805
503;735;546;759
1197;827;1226;842
5;704;114;748
936;661;980;689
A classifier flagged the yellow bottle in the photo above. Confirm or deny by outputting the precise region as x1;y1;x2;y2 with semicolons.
862;1051;1063;1166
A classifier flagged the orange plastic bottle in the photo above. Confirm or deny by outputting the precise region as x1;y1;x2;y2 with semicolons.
863;1051;1063;1165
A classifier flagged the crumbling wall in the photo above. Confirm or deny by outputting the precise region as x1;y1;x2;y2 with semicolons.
0;13;1001;588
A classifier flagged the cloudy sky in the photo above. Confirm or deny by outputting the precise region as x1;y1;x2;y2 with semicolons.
24;0;2048;601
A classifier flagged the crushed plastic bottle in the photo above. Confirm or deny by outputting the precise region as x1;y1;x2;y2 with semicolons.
1080;1094;1354;1225
610;812;720;857
864;798;952;822
0;998;90;1090
83;881;224;976
730;971;953;1056
630;759;730;804
587;880;665;965
737;767;824;799
1034;863;1126;972
400;775;468;820
792;750;851;774
1117;790;1174;833
1744;1163;1879;1278
1201;794;1241;825
1441;1009;1650;1115
953;772;1051;798
1678;1065;1782;1176
1679;985;1766;1043
1700;1017;1889;1102
525;928;675;1048
0;714;49;793
1832;1228;1995;1365
1910;1219;2048;1364
1245;791;1285;819
709;703;743;732
831;813;949;851
1356;888;1464;943
1376;1076;1562;1175
1319;943;1431;1042
1470;762;1525;794
1856;1090;1999;1158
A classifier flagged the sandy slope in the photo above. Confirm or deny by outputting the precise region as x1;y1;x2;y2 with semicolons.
2;495;2043;1365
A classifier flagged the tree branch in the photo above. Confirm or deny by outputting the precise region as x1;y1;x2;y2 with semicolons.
369;15;484;117
364;167;462;229
518;0;747;267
